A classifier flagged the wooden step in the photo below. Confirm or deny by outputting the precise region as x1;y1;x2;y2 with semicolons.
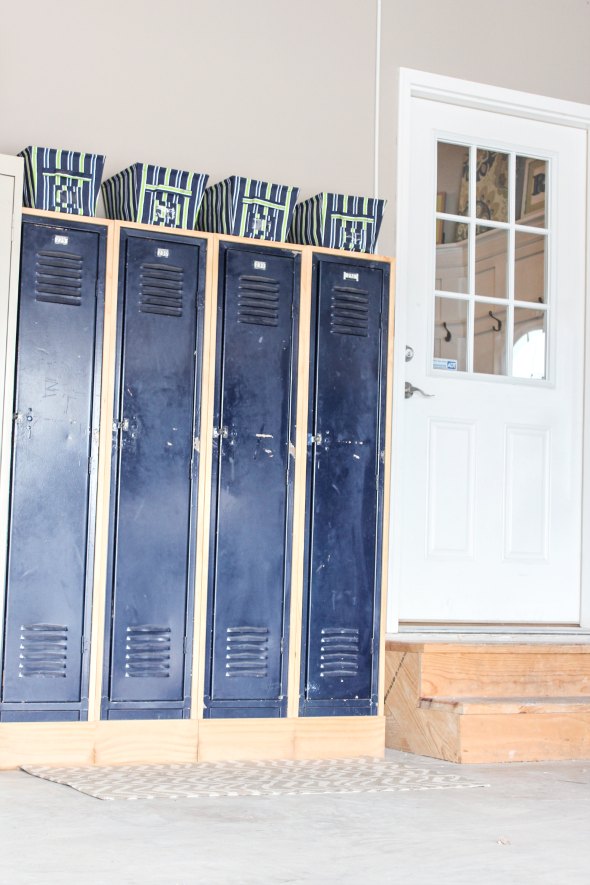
392;640;590;698
384;639;590;764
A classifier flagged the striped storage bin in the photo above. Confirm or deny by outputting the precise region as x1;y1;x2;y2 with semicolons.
196;176;299;241
288;193;386;253
19;146;105;216
102;164;209;229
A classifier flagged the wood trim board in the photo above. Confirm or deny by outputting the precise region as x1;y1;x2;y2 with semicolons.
0;156;23;666
0;716;384;769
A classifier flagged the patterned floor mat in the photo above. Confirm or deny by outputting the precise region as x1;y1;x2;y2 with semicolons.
21;758;489;801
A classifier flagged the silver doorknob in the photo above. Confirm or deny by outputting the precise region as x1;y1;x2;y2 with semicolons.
405;381;434;399
405;345;414;363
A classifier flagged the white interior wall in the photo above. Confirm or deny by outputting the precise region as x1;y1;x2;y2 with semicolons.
1;0;589;253
0;0;377;212
379;0;590;253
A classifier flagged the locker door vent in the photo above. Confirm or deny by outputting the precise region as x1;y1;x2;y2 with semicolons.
330;287;369;337
237;275;279;327
35;251;83;306
125;625;171;677
225;626;269;678
19;624;68;678
139;263;184;317
320;627;360;677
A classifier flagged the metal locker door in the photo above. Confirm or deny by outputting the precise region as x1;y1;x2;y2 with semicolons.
103;229;206;719
1;216;106;721
204;243;299;718
300;256;389;717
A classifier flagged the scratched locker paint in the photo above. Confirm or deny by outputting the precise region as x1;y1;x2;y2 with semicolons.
101;228;206;720
300;255;389;717
203;243;300;718
1;216;106;721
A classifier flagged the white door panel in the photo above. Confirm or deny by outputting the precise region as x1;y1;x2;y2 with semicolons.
396;97;587;624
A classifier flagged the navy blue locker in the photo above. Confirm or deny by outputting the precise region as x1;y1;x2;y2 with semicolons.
102;228;206;720
300;255;389;717
1;216;106;722
203;243;300;718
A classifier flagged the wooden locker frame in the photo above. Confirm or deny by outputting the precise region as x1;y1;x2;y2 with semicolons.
0;157;24;670
0;218;394;768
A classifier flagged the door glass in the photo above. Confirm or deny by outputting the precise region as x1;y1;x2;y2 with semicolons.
513;310;547;379
434;140;549;380
515;232;546;303
474;300;506;375
435;232;468;294
475;226;508;299
436;142;469;219
434;296;467;371
516;156;547;227
475;149;509;223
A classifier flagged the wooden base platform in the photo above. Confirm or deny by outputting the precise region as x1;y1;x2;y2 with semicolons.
384;639;590;763
0;716;385;770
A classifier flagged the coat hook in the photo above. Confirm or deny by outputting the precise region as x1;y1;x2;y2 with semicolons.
442;322;452;342
489;310;502;333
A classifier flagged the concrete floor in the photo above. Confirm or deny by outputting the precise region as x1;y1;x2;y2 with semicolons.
1;750;589;885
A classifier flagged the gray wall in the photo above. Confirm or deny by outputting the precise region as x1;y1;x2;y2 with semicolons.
1;0;589;254
0;0;376;215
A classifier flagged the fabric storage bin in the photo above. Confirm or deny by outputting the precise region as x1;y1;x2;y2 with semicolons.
288;193;386;253
102;164;209;229
196;176;298;241
19;146;105;216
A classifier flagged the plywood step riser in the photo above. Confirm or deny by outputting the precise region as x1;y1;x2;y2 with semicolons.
420;651;590;698
460;711;590;763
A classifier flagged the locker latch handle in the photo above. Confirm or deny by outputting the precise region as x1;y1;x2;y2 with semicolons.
308;432;322;446
213;426;228;440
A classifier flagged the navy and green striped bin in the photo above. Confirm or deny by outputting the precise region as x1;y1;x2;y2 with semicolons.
19;146;105;216
102;164;209;229
288;193;386;253
196;176;299;241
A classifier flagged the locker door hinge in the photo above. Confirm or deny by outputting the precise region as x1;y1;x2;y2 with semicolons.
370;637;375;657
280;637;285;656
213;426;228;440
81;637;91;656
183;636;189;655
88;456;93;476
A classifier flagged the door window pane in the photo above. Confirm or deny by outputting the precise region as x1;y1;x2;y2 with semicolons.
516;156;547;227
434;296;467;371
475;150;509;223
436;142;469;219
474;300;506;376
515;232;546;303
433;141;550;382
436;230;468;294
475;226;508;299
513;310;547;379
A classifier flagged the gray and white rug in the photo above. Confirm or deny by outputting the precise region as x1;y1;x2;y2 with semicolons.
22;757;489;801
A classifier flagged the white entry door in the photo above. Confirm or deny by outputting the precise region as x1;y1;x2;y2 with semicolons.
394;87;588;625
